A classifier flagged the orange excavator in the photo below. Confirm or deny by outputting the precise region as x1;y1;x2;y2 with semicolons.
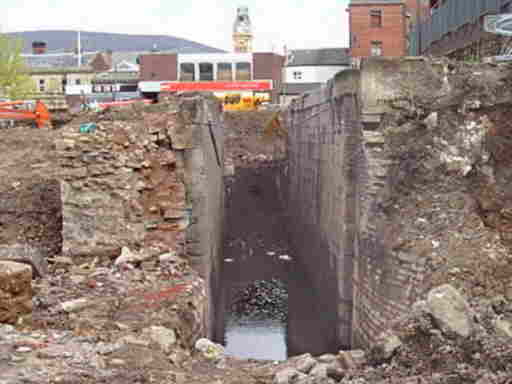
0;100;51;128
0;100;25;107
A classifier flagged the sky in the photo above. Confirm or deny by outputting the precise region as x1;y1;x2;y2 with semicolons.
2;0;350;53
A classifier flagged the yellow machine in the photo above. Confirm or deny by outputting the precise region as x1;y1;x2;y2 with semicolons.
220;93;269;111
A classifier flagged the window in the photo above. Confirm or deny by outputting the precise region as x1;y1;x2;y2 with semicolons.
61;79;67;92
293;71;302;80
217;63;233;81
180;63;195;81
371;41;383;56
235;62;251;81
75;79;81;85
370;9;382;28
120;84;138;92
199;63;214;81
39;79;45;92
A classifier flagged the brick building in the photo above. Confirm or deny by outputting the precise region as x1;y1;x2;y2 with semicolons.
139;52;284;104
348;0;429;58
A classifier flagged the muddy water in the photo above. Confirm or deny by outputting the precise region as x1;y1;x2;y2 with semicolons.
214;164;338;360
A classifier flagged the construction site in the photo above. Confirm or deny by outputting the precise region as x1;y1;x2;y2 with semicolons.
0;55;512;384
4;1;512;383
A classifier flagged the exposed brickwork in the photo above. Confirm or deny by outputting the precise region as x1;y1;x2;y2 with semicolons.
286;90;364;349
0;96;225;337
349;3;407;58
285;59;430;349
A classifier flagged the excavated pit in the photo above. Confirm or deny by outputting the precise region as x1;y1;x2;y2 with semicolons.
213;109;340;359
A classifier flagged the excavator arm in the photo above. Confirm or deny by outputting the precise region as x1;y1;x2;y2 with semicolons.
0;101;51;128
0;101;25;108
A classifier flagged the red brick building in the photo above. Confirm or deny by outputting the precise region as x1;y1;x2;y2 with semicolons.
139;52;284;103
348;0;429;58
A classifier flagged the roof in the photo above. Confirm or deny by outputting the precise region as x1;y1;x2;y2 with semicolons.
22;51;98;69
22;49;175;71
29;67;94;74
93;71;139;84
111;51;178;67
286;48;350;67
281;83;322;95
349;0;404;4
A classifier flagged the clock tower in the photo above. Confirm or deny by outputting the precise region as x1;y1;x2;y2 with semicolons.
233;6;253;53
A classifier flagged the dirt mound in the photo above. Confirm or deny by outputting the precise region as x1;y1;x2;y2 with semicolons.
223;110;286;167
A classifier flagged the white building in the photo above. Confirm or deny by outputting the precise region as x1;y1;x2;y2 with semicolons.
280;48;351;105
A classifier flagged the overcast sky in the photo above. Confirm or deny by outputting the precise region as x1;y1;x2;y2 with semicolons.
2;0;350;52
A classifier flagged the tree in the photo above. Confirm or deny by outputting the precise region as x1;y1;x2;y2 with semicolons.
0;34;34;99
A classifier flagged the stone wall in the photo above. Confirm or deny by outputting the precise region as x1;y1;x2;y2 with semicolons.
0;95;225;335
285;58;440;349
422;21;507;60
57;96;224;335
286;89;364;349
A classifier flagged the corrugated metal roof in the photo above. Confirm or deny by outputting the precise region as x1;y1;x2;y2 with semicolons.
286;48;350;67
281;83;322;95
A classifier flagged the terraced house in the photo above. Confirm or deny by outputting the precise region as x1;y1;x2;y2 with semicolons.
22;42;110;110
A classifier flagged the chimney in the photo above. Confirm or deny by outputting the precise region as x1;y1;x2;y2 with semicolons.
32;41;47;54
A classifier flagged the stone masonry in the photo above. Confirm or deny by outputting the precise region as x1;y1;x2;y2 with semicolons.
287;60;468;348
0;95;224;330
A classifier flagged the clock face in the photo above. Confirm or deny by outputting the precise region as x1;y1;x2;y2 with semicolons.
238;20;250;34
235;18;251;34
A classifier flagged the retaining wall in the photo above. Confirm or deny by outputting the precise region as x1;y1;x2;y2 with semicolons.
285;58;431;348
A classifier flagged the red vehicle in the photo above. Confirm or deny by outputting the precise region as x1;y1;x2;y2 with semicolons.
0;100;51;128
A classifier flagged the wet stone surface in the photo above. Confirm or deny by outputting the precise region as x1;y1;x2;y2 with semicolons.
225;278;288;361
230;278;288;322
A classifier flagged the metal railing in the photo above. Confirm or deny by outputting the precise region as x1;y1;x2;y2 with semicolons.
409;0;510;55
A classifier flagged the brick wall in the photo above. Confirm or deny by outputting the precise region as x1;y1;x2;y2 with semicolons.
140;54;178;81
286;89;364;349
285;58;430;349
253;53;285;103
349;3;407;58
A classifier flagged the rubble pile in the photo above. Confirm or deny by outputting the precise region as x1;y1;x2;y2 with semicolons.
273;285;512;384
377;60;512;300
0;261;32;325
224;110;285;170
0;98;218;383
270;59;512;384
